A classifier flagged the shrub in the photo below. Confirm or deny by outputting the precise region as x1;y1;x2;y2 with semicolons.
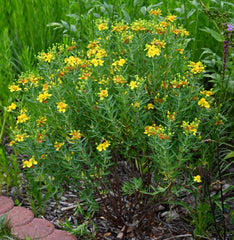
8;11;225;236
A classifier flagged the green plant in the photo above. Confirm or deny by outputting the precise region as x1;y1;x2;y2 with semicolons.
25;171;61;216
0;214;13;240
7;9;230;238
0;0;75;142
0;109;21;194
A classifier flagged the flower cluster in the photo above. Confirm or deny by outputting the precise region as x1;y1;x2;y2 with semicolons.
57;101;67;113
16;109;30;124
37;51;55;63
144;125;170;140
23;157;38;168
188;61;205;74
7;102;17;112
145;38;166;58
181;119;200;136
198;98;210;109
96;140;110;151
149;8;162;16
99;89;108;100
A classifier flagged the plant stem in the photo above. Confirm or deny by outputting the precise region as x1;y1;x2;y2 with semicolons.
0;107;7;145
217;142;226;239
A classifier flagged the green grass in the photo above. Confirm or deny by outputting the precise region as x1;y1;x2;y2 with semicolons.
0;214;14;240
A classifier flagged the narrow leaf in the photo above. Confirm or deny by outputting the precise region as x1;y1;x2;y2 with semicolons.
224;151;234;160
122;9;131;23
200;27;223;42
140;6;146;16
187;9;196;19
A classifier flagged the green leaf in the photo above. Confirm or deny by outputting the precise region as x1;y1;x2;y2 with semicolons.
93;13;100;18
174;5;185;15
66;13;79;20
200;27;223;42
140;6;146;16
61;20;69;30
46;22;62;28
122;9;131;23
187;9;196;19
224;151;234;160
133;0;140;7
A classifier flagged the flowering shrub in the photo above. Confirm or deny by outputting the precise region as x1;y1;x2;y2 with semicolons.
8;10;224;235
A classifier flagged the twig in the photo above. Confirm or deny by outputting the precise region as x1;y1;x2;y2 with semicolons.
163;234;193;240
61;205;77;211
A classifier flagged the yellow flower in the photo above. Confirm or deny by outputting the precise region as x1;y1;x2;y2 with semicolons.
57;101;68;113
9;141;15;146
151;39;166;48
149;8;162;16
38;52;55;63
165;15;177;22
99;89;108;100
200;89;213;97
118;59;126;66
147;103;154;110
167;111;175;121
42;83;50;91
181;119;200;136
41;154;47;159
177;48;184;54
54;142;64;151
7;103;17;112
30;157;38;165
131;102;140;109
188;61;205;74
37;117;47;127
113;75;126;84
9;84;22;92
98;22;108;31
112;59;126;68
102;140;110;150
70;130;82;140
22;157;37;168
37;91;52;103
64;56;82;67
17;113;29;124
97;140;110;151
129;81;139;90
145;44;161;57
15;133;28;142
18;78;28;85
15;134;24;142
194;175;202;183
198;98;210;108
90;58;104;67
23;160;32;168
